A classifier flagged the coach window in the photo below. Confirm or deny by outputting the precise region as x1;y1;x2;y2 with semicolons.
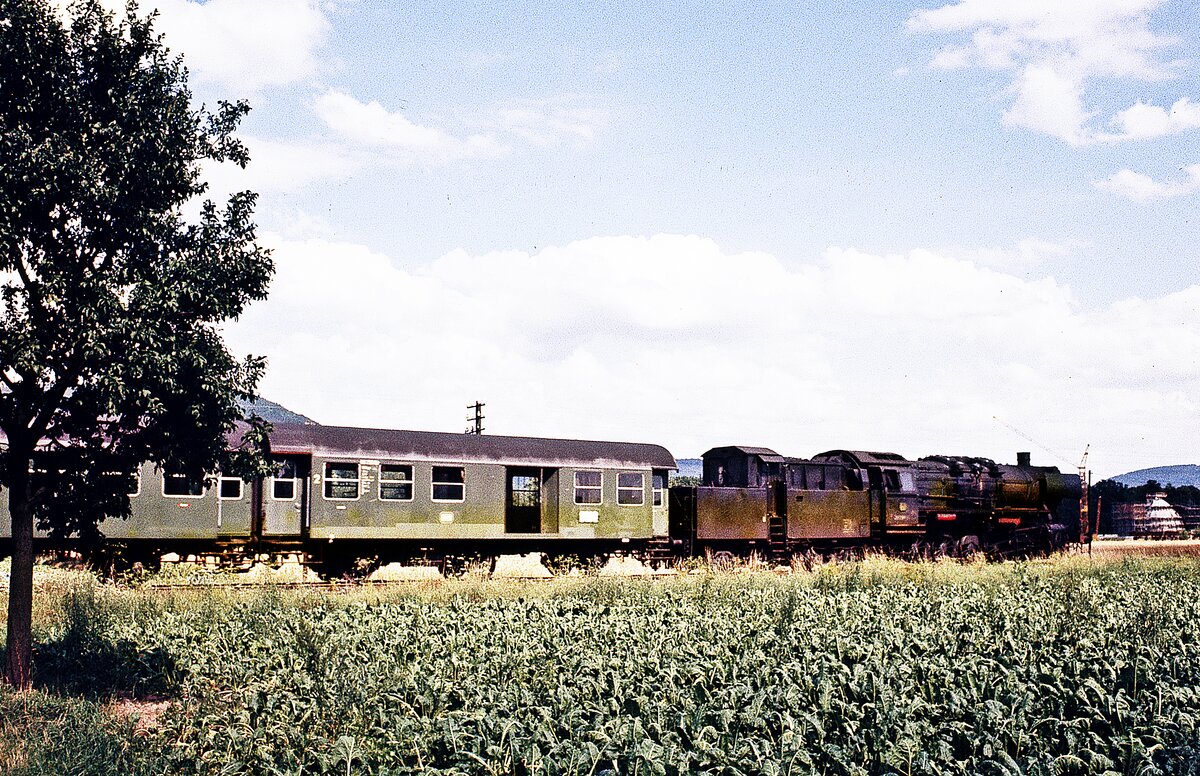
101;469;141;497
432;466;465;502
574;470;602;505
380;464;414;501
124;470;141;497
618;472;644;505
324;462;360;500
219;477;243;500
163;471;204;497
884;470;902;491
272;459;298;501
652;474;665;507
898;471;916;492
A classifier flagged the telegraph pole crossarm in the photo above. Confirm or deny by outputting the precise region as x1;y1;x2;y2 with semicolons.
465;402;485;435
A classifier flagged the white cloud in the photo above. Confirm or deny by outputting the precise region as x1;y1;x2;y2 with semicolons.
201;136;359;198
1002;64;1095;144
966;237;1074;268
224;233;1200;476
908;0;1172;80
486;99;608;147
1107;97;1200;140
314;90;506;161
1094;165;1200;200
148;0;331;93
204;91;605;193
907;0;1195;146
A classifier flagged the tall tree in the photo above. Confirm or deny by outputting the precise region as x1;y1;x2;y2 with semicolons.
0;0;272;687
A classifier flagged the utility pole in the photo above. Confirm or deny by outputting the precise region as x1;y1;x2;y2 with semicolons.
1079;445;1090;546
465;402;485;435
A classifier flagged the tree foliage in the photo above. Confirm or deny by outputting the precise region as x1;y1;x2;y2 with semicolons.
1091;479;1200;534
0;0;273;686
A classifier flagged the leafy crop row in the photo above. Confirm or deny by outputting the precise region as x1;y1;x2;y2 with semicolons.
4;557;1200;775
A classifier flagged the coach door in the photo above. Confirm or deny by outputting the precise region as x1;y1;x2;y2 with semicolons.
263;456;308;537
867;466;887;535
505;467;542;533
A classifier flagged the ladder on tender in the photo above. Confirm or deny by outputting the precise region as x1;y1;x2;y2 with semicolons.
767;512;788;561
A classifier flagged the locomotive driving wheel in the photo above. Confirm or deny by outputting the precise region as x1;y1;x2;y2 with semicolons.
956;535;982;560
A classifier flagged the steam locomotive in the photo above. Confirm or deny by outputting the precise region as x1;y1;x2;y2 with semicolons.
0;422;1082;573
672;445;1080;564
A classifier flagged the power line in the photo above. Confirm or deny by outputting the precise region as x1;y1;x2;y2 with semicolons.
991;415;1069;465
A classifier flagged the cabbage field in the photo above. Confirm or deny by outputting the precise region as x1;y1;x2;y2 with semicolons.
3;555;1200;775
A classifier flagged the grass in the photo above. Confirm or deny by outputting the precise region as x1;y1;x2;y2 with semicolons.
0;552;1199;774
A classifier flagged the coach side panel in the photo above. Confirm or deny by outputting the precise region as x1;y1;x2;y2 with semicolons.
308;458;508;540
100;463;253;540
555;467;656;541
306;458;658;541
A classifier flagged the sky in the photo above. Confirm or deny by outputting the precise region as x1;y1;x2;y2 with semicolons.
127;0;1199;478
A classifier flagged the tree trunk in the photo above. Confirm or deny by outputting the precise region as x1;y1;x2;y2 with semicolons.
4;462;33;689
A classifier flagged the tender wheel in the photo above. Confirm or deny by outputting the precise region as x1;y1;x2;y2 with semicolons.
710;550;736;571
791;548;819;572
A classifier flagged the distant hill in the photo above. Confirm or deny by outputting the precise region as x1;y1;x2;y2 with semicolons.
238;397;317;425
675;457;702;479
1109;464;1200;487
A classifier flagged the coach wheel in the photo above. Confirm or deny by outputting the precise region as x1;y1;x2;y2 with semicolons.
319;553;356;581
353;555;382;578
543;553;606;575
832;547;861;564
541;553;570;575
957;535;982;561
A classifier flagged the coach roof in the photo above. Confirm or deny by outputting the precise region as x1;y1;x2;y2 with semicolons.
267;423;677;470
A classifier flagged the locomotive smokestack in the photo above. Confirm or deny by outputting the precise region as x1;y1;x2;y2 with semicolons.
1017;452;1031;467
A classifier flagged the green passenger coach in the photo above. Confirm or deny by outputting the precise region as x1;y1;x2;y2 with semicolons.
268;424;675;570
0;423;676;574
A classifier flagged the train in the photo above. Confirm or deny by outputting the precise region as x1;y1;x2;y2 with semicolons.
0;422;1083;574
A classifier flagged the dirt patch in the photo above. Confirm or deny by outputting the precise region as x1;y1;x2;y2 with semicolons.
108;697;171;736
1088;538;1200;558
